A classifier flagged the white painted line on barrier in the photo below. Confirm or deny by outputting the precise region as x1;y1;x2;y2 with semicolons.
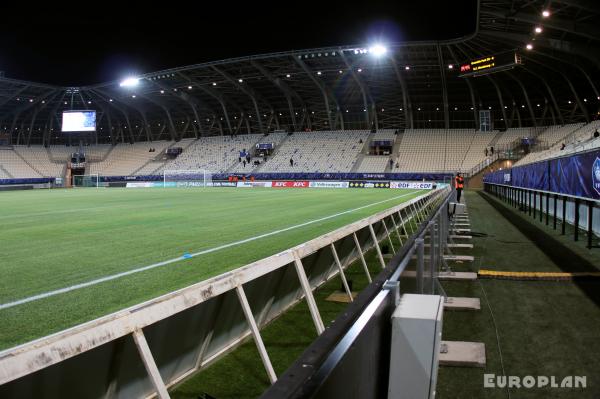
0;190;420;311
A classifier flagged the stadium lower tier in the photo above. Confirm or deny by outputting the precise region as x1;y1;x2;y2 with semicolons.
1;124;598;180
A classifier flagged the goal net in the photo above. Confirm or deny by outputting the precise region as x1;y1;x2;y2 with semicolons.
163;169;213;188
72;174;99;188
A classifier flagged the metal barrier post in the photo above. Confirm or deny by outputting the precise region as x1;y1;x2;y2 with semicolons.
330;243;353;302
389;213;404;246
438;212;444;265
416;239;424;294
236;285;278;383
132;330;171;399
540;192;543;222
293;254;325;334
574;198;580;241
587;201;594;249
553;194;557;229
400;209;414;236
545;193;550;225
369;223;387;269
562;196;567;235
381;218;396;254
429;221;436;294
352;232;372;283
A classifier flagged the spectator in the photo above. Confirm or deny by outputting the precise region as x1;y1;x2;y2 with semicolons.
490;146;494;155
389;159;394;168
290;158;294;167
560;143;566;150
484;148;488;157
594;130;599;139
395;162;399;168
243;160;246;167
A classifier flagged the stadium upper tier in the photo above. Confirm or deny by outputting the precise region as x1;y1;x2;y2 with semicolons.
514;120;600;166
2;124;599;178
0;0;598;146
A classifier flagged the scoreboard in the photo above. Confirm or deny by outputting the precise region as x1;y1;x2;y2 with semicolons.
459;52;521;77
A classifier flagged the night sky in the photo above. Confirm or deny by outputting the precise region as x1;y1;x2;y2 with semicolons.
0;1;477;86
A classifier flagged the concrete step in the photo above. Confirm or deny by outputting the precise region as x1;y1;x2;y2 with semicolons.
448;243;473;249
424;243;473;249
449;235;472;240
444;297;480;311
438;271;478;281
411;255;474;262
439;341;486;367
451;228;471;233
444;255;475;262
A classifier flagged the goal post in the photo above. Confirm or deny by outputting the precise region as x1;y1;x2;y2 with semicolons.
72;174;99;188
163;169;213;188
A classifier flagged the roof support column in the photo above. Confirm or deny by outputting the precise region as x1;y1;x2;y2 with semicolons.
390;57;413;129
339;49;374;129
436;45;450;128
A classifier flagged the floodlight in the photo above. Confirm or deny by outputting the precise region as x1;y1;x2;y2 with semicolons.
526;43;533;50
119;77;140;87
542;10;550;17
535;26;543;33
369;44;387;57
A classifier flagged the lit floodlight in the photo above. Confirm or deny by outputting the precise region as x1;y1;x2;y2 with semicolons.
369;44;387;57
119;77;140;87
535;26;543;33
542;10;550;17
526;43;533;50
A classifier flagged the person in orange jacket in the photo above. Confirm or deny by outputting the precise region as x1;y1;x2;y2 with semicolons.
454;172;464;203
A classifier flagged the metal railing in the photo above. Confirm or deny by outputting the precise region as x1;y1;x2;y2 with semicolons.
261;186;454;398
484;183;599;249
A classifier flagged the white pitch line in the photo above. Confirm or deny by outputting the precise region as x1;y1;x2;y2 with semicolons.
0;190;419;310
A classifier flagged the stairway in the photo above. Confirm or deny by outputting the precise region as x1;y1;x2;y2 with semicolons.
252;133;294;173
361;131;377;154
137;140;198;176
13;149;45;177
223;135;266;174
467;158;514;189
0;164;14;179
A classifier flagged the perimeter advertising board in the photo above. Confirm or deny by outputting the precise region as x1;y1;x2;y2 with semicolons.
390;181;434;190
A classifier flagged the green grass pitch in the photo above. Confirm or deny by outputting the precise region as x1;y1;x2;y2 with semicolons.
0;187;424;351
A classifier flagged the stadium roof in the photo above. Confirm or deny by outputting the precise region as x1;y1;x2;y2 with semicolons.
1;0;599;145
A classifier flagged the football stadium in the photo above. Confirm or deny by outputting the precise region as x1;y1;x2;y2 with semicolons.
1;1;600;398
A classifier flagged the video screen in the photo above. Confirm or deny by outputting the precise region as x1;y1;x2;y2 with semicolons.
62;111;96;132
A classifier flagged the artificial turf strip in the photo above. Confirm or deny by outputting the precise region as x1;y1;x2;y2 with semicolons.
0;187;423;350
436;191;600;399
